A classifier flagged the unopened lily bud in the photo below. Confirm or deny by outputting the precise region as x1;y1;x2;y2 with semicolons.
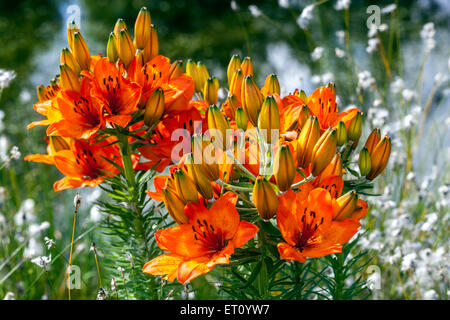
143;25;158;63
258;95;280;144
334;190;358;221
240;56;253;76
297;90;307;102
347;111;363;142
144;88;165;129
227;54;241;87
320;152;343;179
173;168;199;203
223;94;238;119
134;7;151;50
117;29;135;68
185;153;213;200
49;136;70;154
253;176;279;220
298;105;310;129
358;147;371;177
208;105;232;150
162;185;188;224
114;18;128;36
191;134;220;181
72;32;91;71
229;69;243;103
61;48;80;75
235;107;248;131
107;32;118;63
263;74;280;96
59;64;80;92
336;121;348;146
366;136;391;180
196;62;210;93
203;77;219;105
136;49;145;66
67;20;80;52
297;116;320;168
274;144;296;192
241;75;263;126
169;60;184;80
364;128;381;155
310;127;337;177
186;59;200;92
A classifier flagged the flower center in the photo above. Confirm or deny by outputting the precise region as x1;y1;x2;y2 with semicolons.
295;209;324;252
191;219;225;252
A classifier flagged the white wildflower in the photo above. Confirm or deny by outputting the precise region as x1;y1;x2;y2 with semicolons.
73;193;82;208
420;22;436;53
401;252;417;271
15;199;36;226
402;89;415;101
23;238;43;259
391;77;404;93
381;4;396;14
334;0;350;11
0;135;8;162
117;266;125;273
230;0;239;11
44;237;55;250
335;47;345;58
19;90;31;103
9;146;20;160
0;186;6;204
96;288;107;300
3;292;15;300
31;254;52;269
423;290;439;300
366;38;379;54
297;4;314;30
420;213;438;232
336;30;345;44
89;205;103;222
357;70;375;89
0;69;16;89
278;0;289;8
248;5;261;17
378;24;388;32
406;172;415;181
311;47;323;61
368;25;378;38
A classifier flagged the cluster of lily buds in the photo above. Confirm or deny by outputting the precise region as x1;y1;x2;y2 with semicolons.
359;128;392;180
176;53;392;222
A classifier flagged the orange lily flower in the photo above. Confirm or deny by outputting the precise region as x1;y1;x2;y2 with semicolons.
47;78;105;139
24;136;71;165
307;85;360;131
277;188;360;263
138;108;204;172
90;57;141;127
127;55;195;114
27;99;62;130
143;192;259;284
51;138;121;191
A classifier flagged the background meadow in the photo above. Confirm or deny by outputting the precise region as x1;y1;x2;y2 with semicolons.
0;0;448;300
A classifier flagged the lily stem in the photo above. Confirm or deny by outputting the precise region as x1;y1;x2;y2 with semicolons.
291;174;315;188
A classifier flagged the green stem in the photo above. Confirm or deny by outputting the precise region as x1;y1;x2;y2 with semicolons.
291;174;315;188
333;253;345;300
215;179;253;192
